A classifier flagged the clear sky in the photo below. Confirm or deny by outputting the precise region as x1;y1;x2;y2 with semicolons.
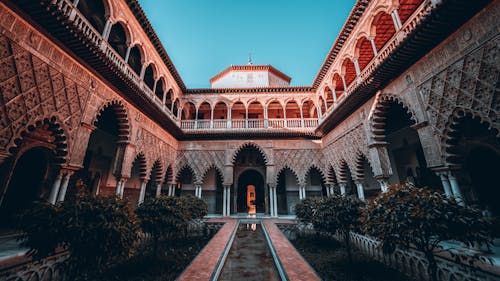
138;0;357;88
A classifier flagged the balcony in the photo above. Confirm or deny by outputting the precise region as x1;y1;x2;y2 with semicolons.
179;118;318;132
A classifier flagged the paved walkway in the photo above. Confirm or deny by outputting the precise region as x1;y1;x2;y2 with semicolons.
263;219;321;281
177;218;237;281
178;218;320;281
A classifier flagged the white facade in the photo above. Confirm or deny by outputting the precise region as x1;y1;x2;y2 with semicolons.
210;66;291;88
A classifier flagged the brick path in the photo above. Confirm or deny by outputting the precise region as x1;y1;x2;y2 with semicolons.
263;219;321;281
177;218;237;281
178;218;320;281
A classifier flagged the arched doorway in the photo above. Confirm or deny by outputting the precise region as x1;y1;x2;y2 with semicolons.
202;167;224;214
237;169;265;213
276;168;299;215
80;102;129;196
0;147;56;226
375;100;440;188
446;113;500;217
176;166;195;197
233;144;267;214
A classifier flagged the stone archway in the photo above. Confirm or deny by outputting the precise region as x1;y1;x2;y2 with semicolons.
233;143;268;214
444;111;500;217
0;147;56;227
79;101;130;196
370;96;439;188
236;169;265;213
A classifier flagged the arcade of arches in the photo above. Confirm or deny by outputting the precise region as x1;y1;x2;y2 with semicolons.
0;0;498;234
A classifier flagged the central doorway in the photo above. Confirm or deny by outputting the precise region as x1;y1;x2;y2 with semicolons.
237;169;265;213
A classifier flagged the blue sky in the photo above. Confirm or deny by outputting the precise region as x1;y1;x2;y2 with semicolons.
138;0;356;88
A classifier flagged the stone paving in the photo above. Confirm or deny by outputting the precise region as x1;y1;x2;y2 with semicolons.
177;218;237;281
263;219;321;281
178;218;320;281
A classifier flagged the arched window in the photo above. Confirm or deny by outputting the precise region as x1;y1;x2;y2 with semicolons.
76;0;107;34
355;37;375;71
143;64;156;90
107;22;128;58
342;58;357;88
127;45;143;75
371;11;396;51
155;77;165;101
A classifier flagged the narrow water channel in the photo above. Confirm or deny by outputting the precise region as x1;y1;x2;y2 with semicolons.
218;223;280;281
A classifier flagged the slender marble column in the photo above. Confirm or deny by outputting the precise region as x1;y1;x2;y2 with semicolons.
438;173;452;198
339;183;346;196
57;172;73;202
49;172;63;204
155;183;162;198
355;181;365;201
448;172;464;206
138;181;147;205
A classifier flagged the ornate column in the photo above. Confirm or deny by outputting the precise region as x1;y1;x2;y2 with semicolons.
341;75;348;91
138;180;147;205
269;184;275;216
224;184;232;216
368;37;378;56
448;171;464;206
57;170;75;202
353;59;361;77
437;172;452;197
49;171;63;204
195;184;202;198
390;9;403;30
264;106;269;128
194;107;199;129
273;185;278;217
339;183;347;196
329;185;335;197
376;177;389;193
355;181;365;201
299;106;304;128
210;107;214;129
227;107;232;128
115;177;127;199
223;184;227;216
124;46;132;64
155;182;162;198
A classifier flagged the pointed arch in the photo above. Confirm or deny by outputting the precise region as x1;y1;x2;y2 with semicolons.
163;164;173;184
93;100;130;143
107;21;130;59
231;142;269;165
275;166;300;186
131;153;147;180
143;63;156;90
442;108;500;165
7;116;69;165
369;93;418;143
127;44;144;75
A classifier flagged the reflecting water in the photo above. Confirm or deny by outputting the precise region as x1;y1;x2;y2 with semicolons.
218;223;280;281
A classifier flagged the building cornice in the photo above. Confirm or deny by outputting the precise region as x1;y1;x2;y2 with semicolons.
310;0;370;89
125;0;187;91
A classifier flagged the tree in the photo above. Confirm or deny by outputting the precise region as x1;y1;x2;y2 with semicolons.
362;183;492;281
314;195;365;264
179;195;208;221
136;196;188;257
18;201;63;259
19;180;140;279
295;197;321;225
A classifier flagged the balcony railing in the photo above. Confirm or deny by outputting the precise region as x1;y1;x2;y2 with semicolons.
46;0;178;122
319;0;433;125
179;118;318;131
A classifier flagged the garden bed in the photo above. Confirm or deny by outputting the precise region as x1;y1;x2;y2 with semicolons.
98;223;222;281
283;230;411;281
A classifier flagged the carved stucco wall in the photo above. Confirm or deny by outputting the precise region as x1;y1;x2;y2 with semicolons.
0;5;178;180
